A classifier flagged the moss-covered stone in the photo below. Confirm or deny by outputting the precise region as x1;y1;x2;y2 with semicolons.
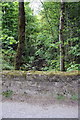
0;70;80;77
0;70;26;78
2;70;79;102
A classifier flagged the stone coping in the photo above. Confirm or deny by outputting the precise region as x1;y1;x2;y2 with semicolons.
0;70;80;77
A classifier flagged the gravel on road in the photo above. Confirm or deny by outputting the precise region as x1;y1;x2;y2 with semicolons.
2;101;78;118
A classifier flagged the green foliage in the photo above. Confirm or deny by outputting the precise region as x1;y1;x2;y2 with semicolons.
71;95;78;100
56;94;65;100
2;2;18;38
2;59;14;70
2;34;16;69
67;63;80;71
2;2;18;69
2;90;13;98
2;2;80;71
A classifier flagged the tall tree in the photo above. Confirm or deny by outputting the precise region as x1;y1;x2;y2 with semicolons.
15;1;25;70
39;0;54;38
59;0;65;71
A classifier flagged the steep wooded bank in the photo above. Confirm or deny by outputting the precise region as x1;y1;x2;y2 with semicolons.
2;2;80;71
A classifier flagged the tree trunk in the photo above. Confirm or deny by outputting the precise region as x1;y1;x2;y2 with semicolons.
15;1;25;70
59;0;65;71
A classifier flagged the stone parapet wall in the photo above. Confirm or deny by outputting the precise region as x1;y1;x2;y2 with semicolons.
1;70;80;101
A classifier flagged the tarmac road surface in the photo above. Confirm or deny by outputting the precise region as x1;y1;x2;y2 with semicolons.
2;101;78;118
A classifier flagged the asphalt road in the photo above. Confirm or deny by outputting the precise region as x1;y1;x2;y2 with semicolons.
2;101;78;118
0;102;2;120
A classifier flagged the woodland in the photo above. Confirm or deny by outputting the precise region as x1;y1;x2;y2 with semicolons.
1;1;80;71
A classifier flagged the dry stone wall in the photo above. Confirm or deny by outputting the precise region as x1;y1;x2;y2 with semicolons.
1;71;80;101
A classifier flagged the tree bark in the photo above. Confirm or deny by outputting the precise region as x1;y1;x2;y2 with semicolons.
59;0;65;71
15;1;25;70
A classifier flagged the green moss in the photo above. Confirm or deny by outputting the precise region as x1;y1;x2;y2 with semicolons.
26;70;80;76
2;90;13;98
71;95;78;100
0;70;26;78
0;70;80;77
56;94;65;100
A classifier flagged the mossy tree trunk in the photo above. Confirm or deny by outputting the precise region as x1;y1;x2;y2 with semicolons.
15;1;25;70
59;0;65;71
